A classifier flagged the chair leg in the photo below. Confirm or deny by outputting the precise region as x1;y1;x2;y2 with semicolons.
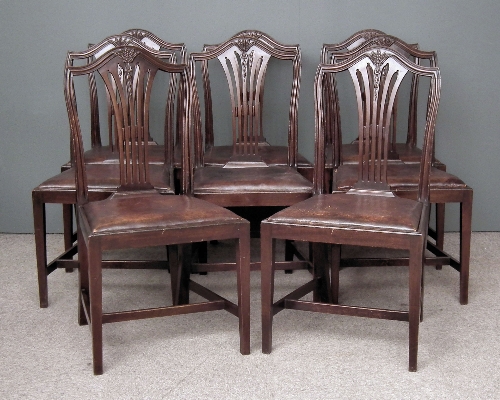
197;242;208;275
179;244;191;305
408;240;423;372
330;244;341;304
88;238;103;375
460;193;473;305
434;203;445;270
312;243;331;303
284;240;294;274
63;204;75;273
261;224;275;354
169;245;179;305
33;194;48;308
236;226;251;355
77;226;89;326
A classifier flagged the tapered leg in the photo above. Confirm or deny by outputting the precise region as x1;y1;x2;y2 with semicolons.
284;240;294;274
261;224;275;354
435;203;445;270
312;243;331;303
284;240;294;261
88;238;103;375
169;245;180;305
178;244;191;305
63;204;74;273
77;225;89;326
236;225;251;355
330;244;341;304
408;240;423;372
460;193;472;305
33;194;48;308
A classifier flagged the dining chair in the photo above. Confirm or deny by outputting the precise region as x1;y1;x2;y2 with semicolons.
325;35;472;304
261;47;441;371
65;43;250;374
188;31;314;273
32;33;182;307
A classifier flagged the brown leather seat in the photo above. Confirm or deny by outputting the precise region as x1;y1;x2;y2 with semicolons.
267;193;424;232
193;166;313;207
335;163;467;192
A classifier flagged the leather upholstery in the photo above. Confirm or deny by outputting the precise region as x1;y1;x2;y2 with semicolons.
34;164;175;195
82;194;246;236
265;193;423;233
334;164;467;192
193;166;313;206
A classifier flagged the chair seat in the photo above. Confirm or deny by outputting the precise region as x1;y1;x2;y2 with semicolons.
82;144;166;165
326;143;445;169
200;145;312;167
334;164;467;193
266;193;423;234
34;164;175;195
81;193;246;236
193;165;313;206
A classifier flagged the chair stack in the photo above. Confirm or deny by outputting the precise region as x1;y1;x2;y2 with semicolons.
32;29;472;374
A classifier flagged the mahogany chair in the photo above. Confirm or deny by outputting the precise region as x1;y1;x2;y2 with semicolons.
32;34;182;307
65;44;250;374
261;47;441;371
188;31;314;272
325;36;472;304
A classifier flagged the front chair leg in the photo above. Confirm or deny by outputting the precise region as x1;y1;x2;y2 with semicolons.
261;224;275;354
236;226;251;355
408;240;423;372
88;238;103;375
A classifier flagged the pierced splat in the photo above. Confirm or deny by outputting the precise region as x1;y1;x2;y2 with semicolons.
96;53;158;191
347;50;407;195
217;44;271;166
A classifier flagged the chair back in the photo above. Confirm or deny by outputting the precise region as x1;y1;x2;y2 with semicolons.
321;33;435;167
65;43;190;205
190;30;301;167
314;47;441;202
67;33;185;152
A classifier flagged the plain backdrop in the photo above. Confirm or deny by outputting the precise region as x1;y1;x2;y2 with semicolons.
1;0;499;233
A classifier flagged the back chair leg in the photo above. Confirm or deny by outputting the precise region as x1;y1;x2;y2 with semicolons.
330;244;341;304
434;203;445;270
62;204;75;273
312;243;331;303
460;194;473;305
77;227;89;327
33;195;48;308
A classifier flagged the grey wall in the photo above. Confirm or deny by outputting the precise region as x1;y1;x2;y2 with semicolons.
1;0;499;233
